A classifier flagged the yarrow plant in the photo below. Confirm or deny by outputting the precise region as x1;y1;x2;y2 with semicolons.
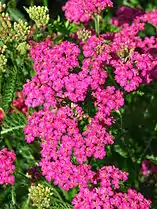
0;148;16;185
21;1;157;207
1;0;157;208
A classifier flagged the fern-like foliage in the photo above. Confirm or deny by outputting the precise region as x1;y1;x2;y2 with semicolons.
2;67;18;113
51;201;73;209
1;113;26;136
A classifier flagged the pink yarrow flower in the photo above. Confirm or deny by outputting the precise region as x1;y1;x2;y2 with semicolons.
72;166;151;209
62;0;113;24
0;148;16;185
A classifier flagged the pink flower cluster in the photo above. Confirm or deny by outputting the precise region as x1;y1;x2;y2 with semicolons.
110;6;144;27
11;91;28;116
111;7;157;27
62;0;113;24
23;40;90;107
23;36;125;191
72;166;151;209
110;51;157;91
139;10;157;26
109;10;157;91
0;108;5;126
92;86;124;125
24;105;114;190
23;19;152;206
141;160;157;176
0;148;16;185
75;20;157;93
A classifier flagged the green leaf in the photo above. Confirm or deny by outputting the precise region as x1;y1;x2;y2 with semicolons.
2;67;18;113
138;22;157;38
65;20;70;28
114;144;128;158
51;201;72;209
7;7;25;21
1;113;26;136
146;155;157;165
21;197;31;209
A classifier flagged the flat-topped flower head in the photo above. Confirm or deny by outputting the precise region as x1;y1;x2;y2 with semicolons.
63;0;113;24
0;148;16;185
72;166;151;209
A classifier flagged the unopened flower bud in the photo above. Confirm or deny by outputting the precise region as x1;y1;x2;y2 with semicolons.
16;42;30;55
77;29;91;41
0;3;6;13
0;107;5;121
28;183;53;209
0;45;7;54
0;54;7;72
13;20;30;42
24;6;50;28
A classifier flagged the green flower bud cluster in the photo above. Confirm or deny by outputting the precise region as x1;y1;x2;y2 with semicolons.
77;29;91;41
28;183;53;209
0;3;6;13
0;12;13;43
0;9;30;44
0;45;7;54
16;42;30;55
0;54;7;72
24;6;50;28
96;43;105;55
13;20;31;42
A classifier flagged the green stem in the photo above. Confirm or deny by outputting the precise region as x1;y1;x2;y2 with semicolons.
0;71;2;106
43;0;48;7
11;185;16;205
45;182;63;201
62;189;70;201
17;171;29;179
5;138;12;150
116;110;123;130
138;137;153;163
94;15;100;35
21;197;31;209
30;0;34;6
52;187;63;201
9;0;16;8
44;182;72;207
1;125;25;135
51;197;72;207
10;104;26;122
